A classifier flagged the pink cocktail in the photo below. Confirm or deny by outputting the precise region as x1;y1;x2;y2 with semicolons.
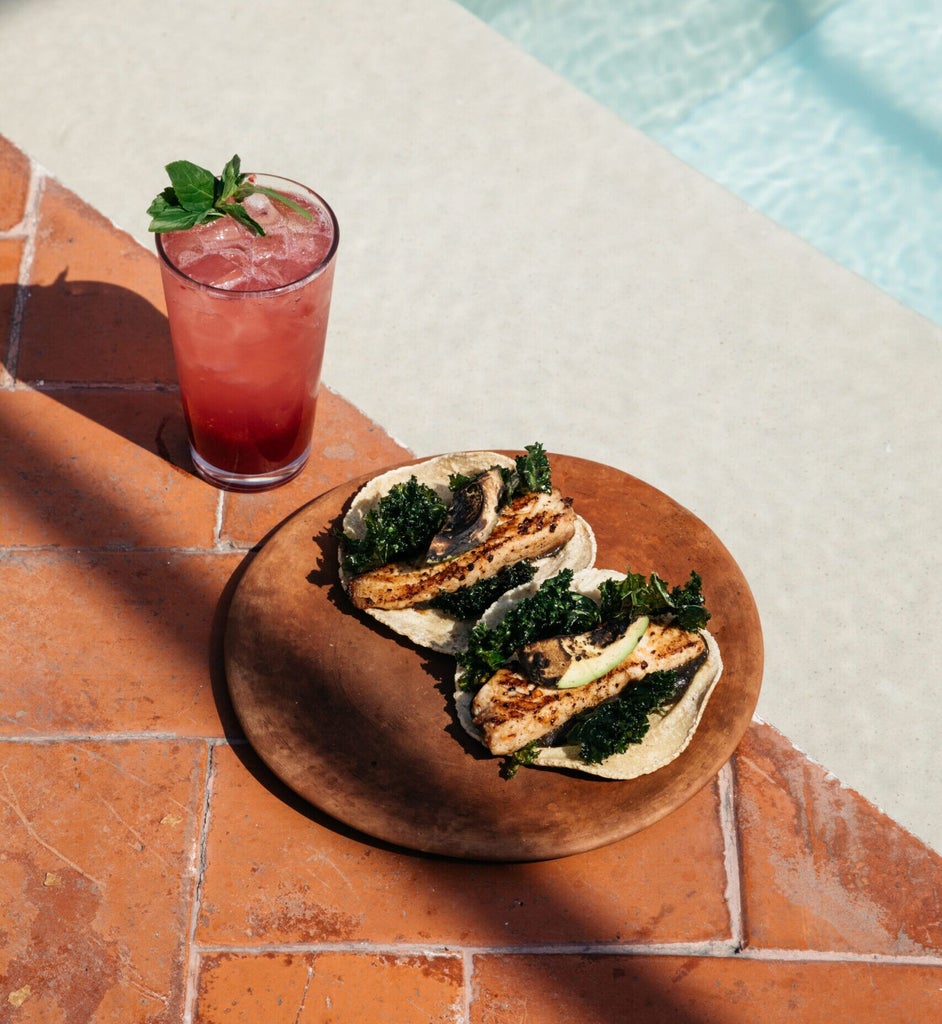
156;174;338;491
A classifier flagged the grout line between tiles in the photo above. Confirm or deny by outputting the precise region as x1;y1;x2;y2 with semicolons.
0;543;252;556
0;733;246;746
717;759;744;951
213;490;227;550
462;950;474;1024
734;948;942;966
18;380;179;391
1;159;44;389
182;740;218;1024
188;939;942;966
295;962;315;1024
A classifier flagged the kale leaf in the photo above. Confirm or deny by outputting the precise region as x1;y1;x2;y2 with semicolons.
598;569;710;632
456;570;601;691
426;560;537;620
447;471;477;492
339;476;446;575
341;444;554;578
505;740;540;778
450;442;551;506
456;566;711;693
502;441;552;497
563;670;680;763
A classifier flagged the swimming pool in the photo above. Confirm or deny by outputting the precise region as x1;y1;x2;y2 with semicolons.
458;0;942;327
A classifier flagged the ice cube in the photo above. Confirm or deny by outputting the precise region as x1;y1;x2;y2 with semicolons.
184;252;250;290
242;191;287;232
241;191;271;214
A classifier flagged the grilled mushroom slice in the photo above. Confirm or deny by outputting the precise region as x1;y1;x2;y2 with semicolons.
425;467;506;563
517;616;650;689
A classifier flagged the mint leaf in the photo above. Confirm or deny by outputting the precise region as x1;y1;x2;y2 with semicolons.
165;160;217;214
148;154;314;236
219;154;242;203
244;184;311;220
146;201;206;233
224;202;265;237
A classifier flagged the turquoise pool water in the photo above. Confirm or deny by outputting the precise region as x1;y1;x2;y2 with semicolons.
459;0;942;326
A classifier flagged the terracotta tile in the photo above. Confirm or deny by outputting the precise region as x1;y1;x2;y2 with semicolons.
193;951;464;1024
469;954;942;1024
734;722;942;955
220;387;411;546
0;738;207;1023
0;550;242;737
1;237;24;370
198;744;730;947
0;237;23;287
0;388;217;549
0;137;31;230
19;177;175;384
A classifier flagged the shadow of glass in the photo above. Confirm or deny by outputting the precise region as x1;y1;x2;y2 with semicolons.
1;275;202;483
2;273;180;422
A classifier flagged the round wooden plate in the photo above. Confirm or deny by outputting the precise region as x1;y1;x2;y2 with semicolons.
224;453;763;861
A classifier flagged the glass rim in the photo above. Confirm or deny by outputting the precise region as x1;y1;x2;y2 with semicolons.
155;173;339;297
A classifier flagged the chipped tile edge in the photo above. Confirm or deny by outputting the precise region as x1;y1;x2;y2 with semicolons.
749;714;940;855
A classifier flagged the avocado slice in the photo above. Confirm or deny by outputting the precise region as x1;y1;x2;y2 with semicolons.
517;615;649;690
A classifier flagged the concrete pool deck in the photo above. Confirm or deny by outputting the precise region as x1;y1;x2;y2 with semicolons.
1;0;941;1017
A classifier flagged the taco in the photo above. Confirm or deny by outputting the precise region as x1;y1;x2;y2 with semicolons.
454;567;723;779
337;445;596;654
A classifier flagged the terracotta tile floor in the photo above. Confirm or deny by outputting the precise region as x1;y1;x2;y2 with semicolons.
1;134;940;1022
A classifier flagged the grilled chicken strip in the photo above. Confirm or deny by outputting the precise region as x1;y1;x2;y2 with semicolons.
347;489;576;611
471;622;707;756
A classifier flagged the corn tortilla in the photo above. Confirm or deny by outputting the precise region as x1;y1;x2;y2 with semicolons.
338;451;596;654
454;568;723;780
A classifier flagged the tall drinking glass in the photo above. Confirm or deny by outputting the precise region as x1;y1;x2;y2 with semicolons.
156;174;339;491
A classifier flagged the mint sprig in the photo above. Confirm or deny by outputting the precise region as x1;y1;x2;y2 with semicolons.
147;154;312;237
